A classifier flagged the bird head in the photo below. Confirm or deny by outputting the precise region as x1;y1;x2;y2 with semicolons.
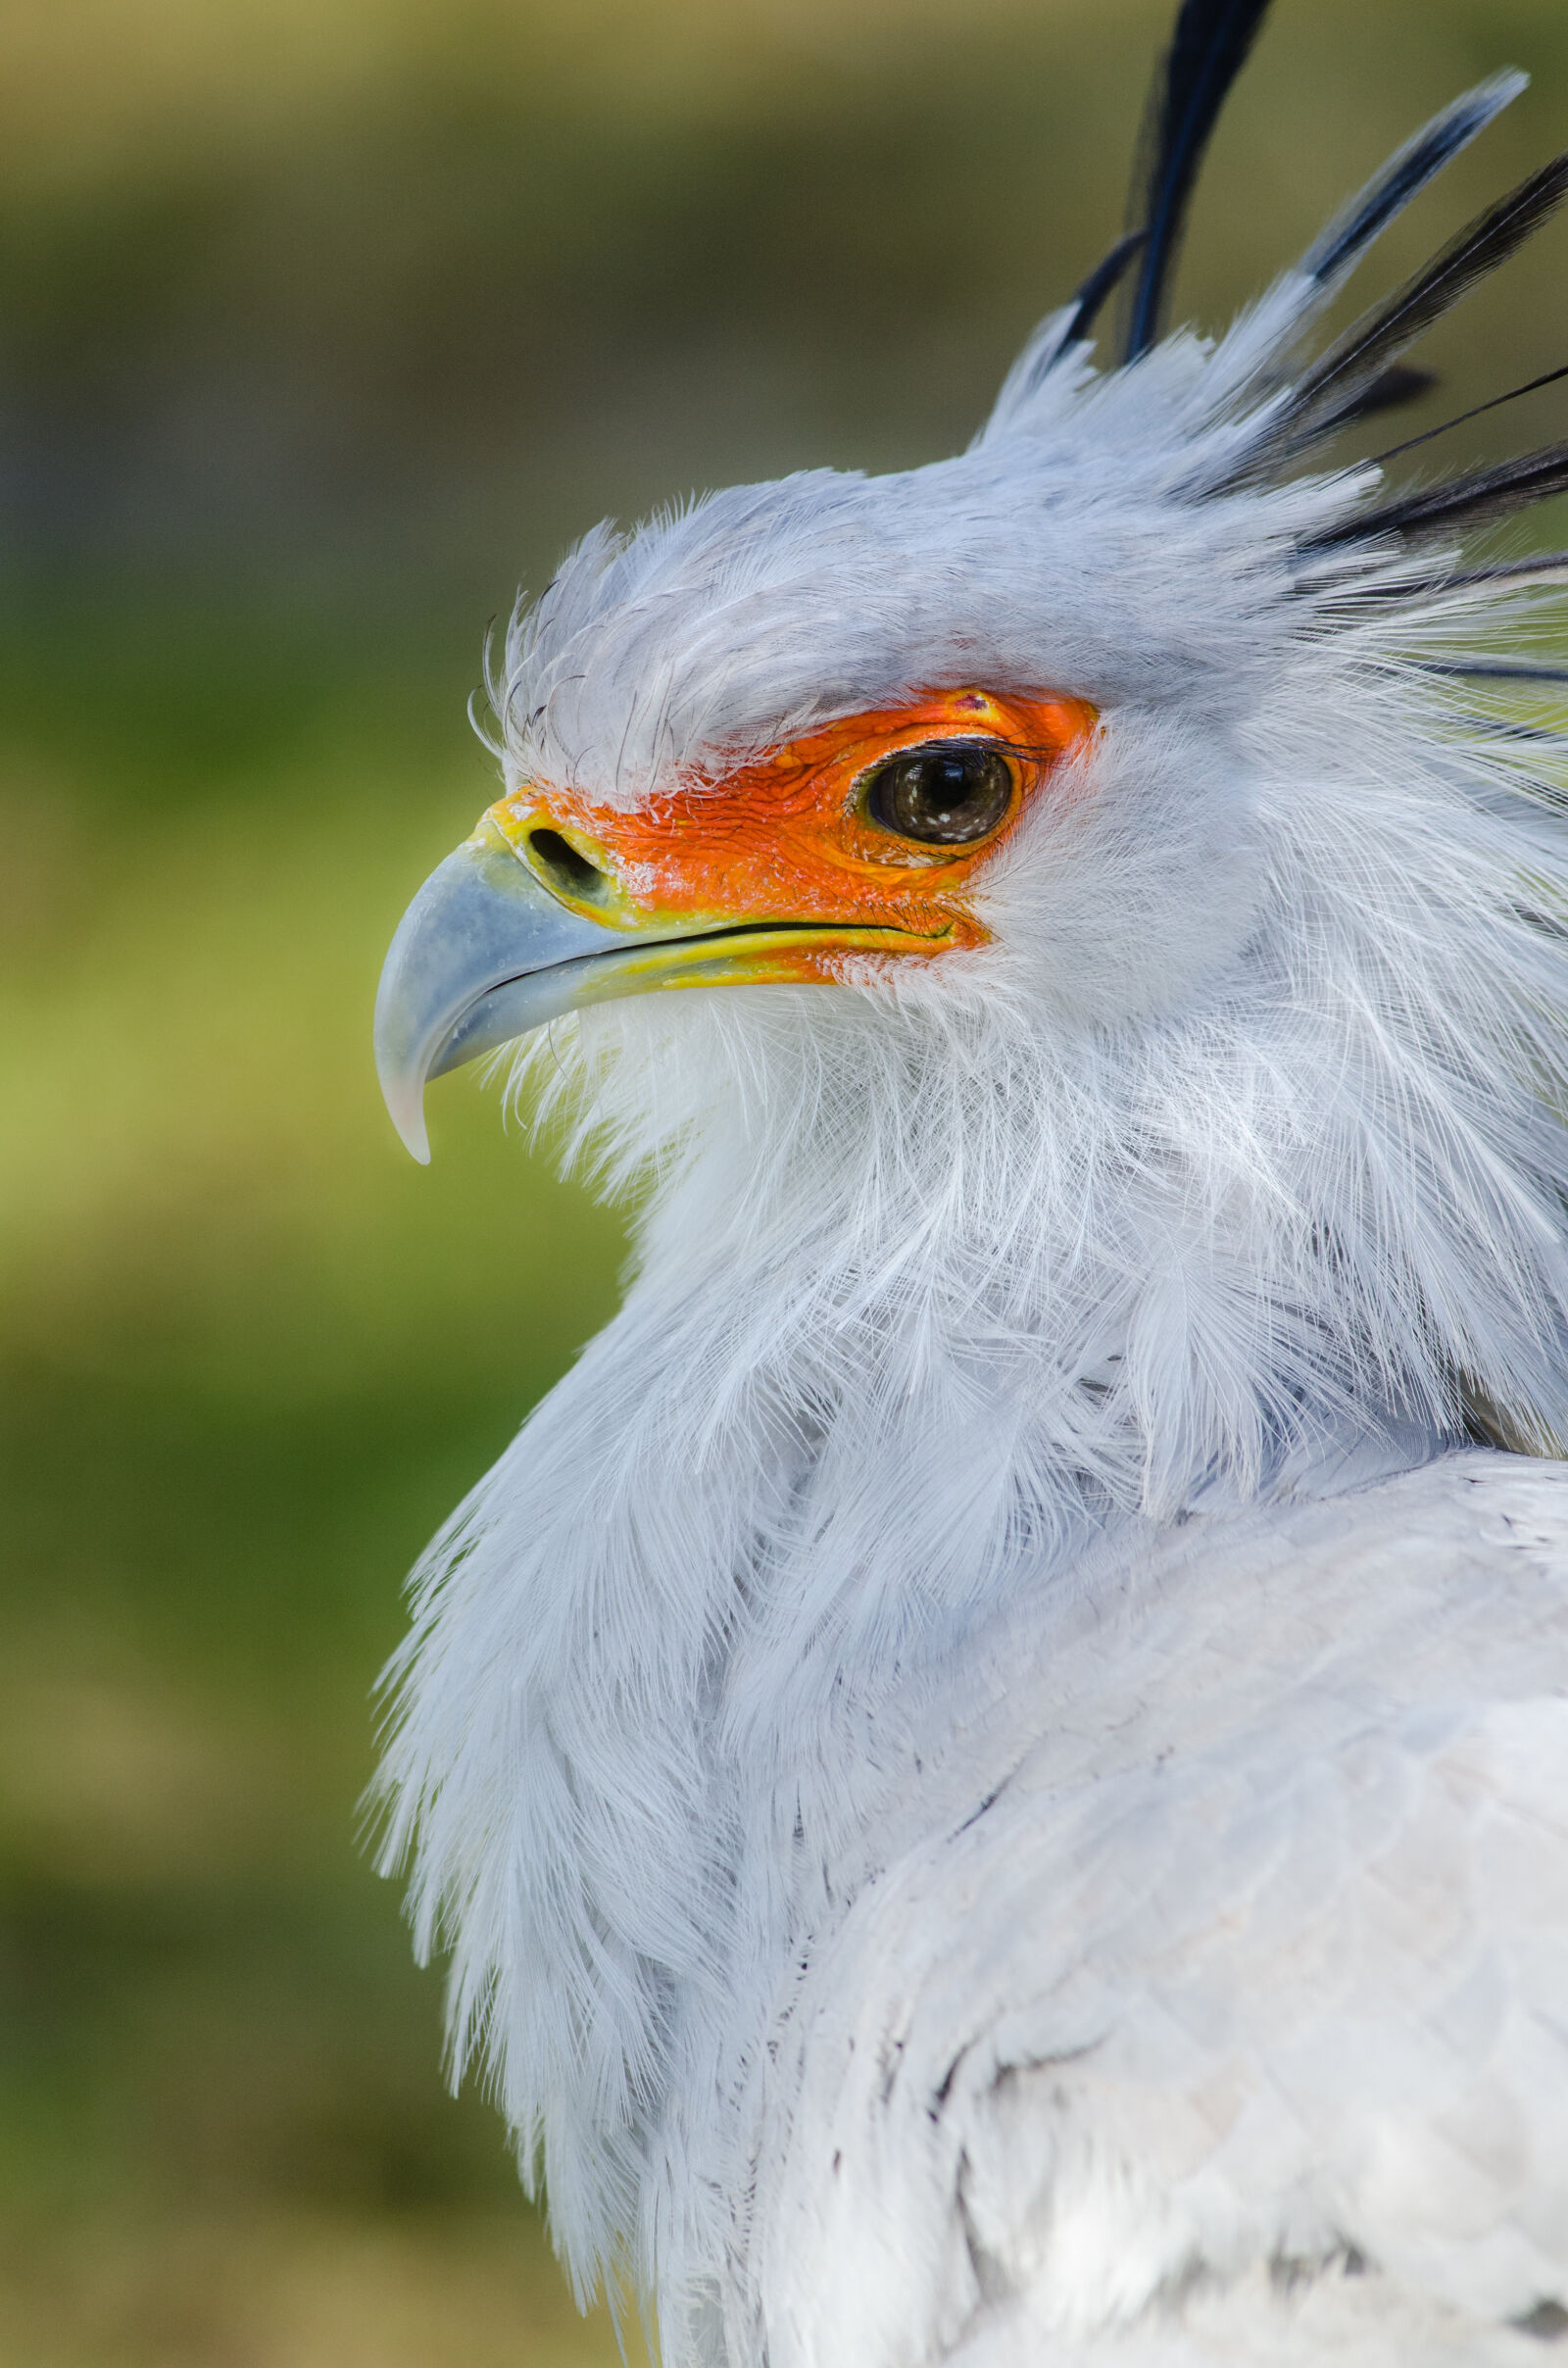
377;30;1568;1189
373;7;1568;1483
374;387;1322;1167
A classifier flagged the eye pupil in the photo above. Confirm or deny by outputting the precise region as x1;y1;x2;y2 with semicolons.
865;741;1014;845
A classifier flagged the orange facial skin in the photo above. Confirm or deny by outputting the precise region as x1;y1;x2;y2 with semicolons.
482;687;1100;988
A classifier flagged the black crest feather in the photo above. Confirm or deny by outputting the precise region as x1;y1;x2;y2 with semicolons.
1309;551;1568;608
1122;0;1276;363
1026;233;1147;393
1276;152;1568;448
1299;74;1526;291
1443;553;1568;591
1061;233;1148;359
1301;441;1568;555
1418;661;1568;684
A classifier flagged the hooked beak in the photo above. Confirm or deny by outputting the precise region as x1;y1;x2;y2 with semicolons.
373;815;640;1162
374;812;937;1161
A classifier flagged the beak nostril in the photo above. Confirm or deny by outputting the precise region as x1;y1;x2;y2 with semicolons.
527;826;610;902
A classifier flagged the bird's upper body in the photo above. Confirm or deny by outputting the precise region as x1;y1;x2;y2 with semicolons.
372;14;1568;2361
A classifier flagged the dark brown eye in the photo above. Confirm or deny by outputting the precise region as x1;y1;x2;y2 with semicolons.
864;740;1014;845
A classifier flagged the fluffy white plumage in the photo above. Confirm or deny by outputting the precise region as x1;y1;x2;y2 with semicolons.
373;17;1568;2362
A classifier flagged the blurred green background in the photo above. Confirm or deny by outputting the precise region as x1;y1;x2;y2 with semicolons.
4;1;1568;2360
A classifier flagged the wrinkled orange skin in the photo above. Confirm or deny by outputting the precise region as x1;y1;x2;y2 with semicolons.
486;687;1100;980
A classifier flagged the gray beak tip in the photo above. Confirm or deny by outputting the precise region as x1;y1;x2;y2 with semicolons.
374;825;629;1163
389;1090;433;1165
373;1023;434;1163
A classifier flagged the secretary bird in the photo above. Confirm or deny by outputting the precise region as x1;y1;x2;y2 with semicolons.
372;3;1568;2358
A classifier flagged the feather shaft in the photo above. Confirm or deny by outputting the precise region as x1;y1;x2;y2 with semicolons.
1372;362;1568;466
